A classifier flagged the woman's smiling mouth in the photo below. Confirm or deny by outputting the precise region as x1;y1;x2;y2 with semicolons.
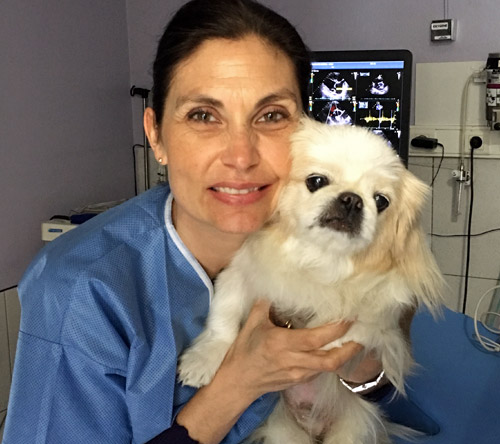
209;184;271;205
211;186;262;195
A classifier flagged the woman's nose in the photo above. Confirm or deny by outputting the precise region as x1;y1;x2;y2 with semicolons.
221;126;260;170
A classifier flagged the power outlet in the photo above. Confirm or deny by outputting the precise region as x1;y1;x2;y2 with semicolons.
466;130;489;154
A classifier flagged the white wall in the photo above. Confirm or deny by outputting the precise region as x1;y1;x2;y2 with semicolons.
408;59;500;316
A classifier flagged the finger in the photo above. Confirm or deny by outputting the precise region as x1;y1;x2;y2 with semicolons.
299;340;364;373
285;321;354;352
337;346;383;383
242;299;274;329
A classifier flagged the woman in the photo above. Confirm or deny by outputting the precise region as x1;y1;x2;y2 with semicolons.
4;1;390;443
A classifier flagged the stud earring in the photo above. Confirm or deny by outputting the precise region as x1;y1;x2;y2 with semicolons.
158;157;163;164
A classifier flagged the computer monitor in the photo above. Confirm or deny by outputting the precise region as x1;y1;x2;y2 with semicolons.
309;50;412;165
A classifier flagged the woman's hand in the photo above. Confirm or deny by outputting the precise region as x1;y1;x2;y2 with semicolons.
336;305;416;385
177;300;412;444
217;299;365;401
176;300;366;444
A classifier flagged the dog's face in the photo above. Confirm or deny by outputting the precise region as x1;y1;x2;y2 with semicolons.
277;117;429;264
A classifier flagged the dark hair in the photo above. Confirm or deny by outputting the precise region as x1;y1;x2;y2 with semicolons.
151;0;311;123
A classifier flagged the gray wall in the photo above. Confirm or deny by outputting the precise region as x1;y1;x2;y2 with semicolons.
265;0;499;62
2;0;499;290
126;0;500;141
0;1;135;289
125;0;187;144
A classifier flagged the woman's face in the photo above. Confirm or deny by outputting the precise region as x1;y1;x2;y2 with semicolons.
145;35;301;238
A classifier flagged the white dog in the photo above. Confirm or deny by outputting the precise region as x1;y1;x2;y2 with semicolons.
178;117;443;443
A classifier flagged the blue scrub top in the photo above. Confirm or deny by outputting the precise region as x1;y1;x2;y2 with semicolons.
3;184;276;444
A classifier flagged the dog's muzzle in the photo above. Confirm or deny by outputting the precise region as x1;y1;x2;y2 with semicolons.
318;192;363;236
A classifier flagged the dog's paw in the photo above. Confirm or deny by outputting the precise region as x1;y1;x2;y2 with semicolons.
178;349;215;388
178;340;231;388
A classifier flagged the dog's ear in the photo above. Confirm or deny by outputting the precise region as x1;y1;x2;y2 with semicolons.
391;169;429;259
356;169;428;271
353;168;443;311
352;169;428;274
391;170;443;312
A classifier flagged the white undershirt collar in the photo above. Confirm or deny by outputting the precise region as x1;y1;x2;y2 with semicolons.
164;193;213;303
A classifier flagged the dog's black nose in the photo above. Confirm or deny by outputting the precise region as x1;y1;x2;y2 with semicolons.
318;192;364;236
339;192;363;212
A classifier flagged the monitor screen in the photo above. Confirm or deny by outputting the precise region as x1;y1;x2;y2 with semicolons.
309;50;412;165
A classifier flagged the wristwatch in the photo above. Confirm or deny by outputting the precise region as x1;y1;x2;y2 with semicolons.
339;370;387;394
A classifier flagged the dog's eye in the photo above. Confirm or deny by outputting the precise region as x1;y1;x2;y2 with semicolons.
374;194;390;213
305;174;329;193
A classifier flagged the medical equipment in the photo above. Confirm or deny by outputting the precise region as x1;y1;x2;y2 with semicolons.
473;284;500;353
130;85;151;191
41;219;77;242
486;53;500;131
41;199;126;242
309;50;412;166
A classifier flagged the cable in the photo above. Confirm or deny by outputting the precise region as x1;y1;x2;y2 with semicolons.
462;143;475;314
444;0;449;19
409;136;444;187
459;74;474;171
456;71;480;312
430;143;445;187
473;285;500;353
407;162;456;173
461;136;484;314
432;227;500;238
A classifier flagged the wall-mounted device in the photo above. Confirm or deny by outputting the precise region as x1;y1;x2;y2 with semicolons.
430;19;456;42
486;53;500;131
309;50;412;166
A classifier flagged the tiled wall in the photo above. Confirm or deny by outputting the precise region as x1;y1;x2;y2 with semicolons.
0;287;20;440
408;155;500;317
409;60;500;319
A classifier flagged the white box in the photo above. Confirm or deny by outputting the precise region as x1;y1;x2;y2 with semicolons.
41;219;77;242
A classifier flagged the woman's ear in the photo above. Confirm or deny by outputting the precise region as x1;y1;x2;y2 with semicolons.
144;107;167;164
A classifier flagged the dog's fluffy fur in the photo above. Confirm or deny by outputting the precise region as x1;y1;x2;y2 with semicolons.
178;117;444;443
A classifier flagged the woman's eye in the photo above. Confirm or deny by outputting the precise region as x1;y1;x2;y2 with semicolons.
305;174;329;193
374;193;390;213
257;110;289;123
187;110;217;123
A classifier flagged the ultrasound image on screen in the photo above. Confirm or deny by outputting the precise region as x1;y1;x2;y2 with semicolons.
309;60;406;152
313;71;354;101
